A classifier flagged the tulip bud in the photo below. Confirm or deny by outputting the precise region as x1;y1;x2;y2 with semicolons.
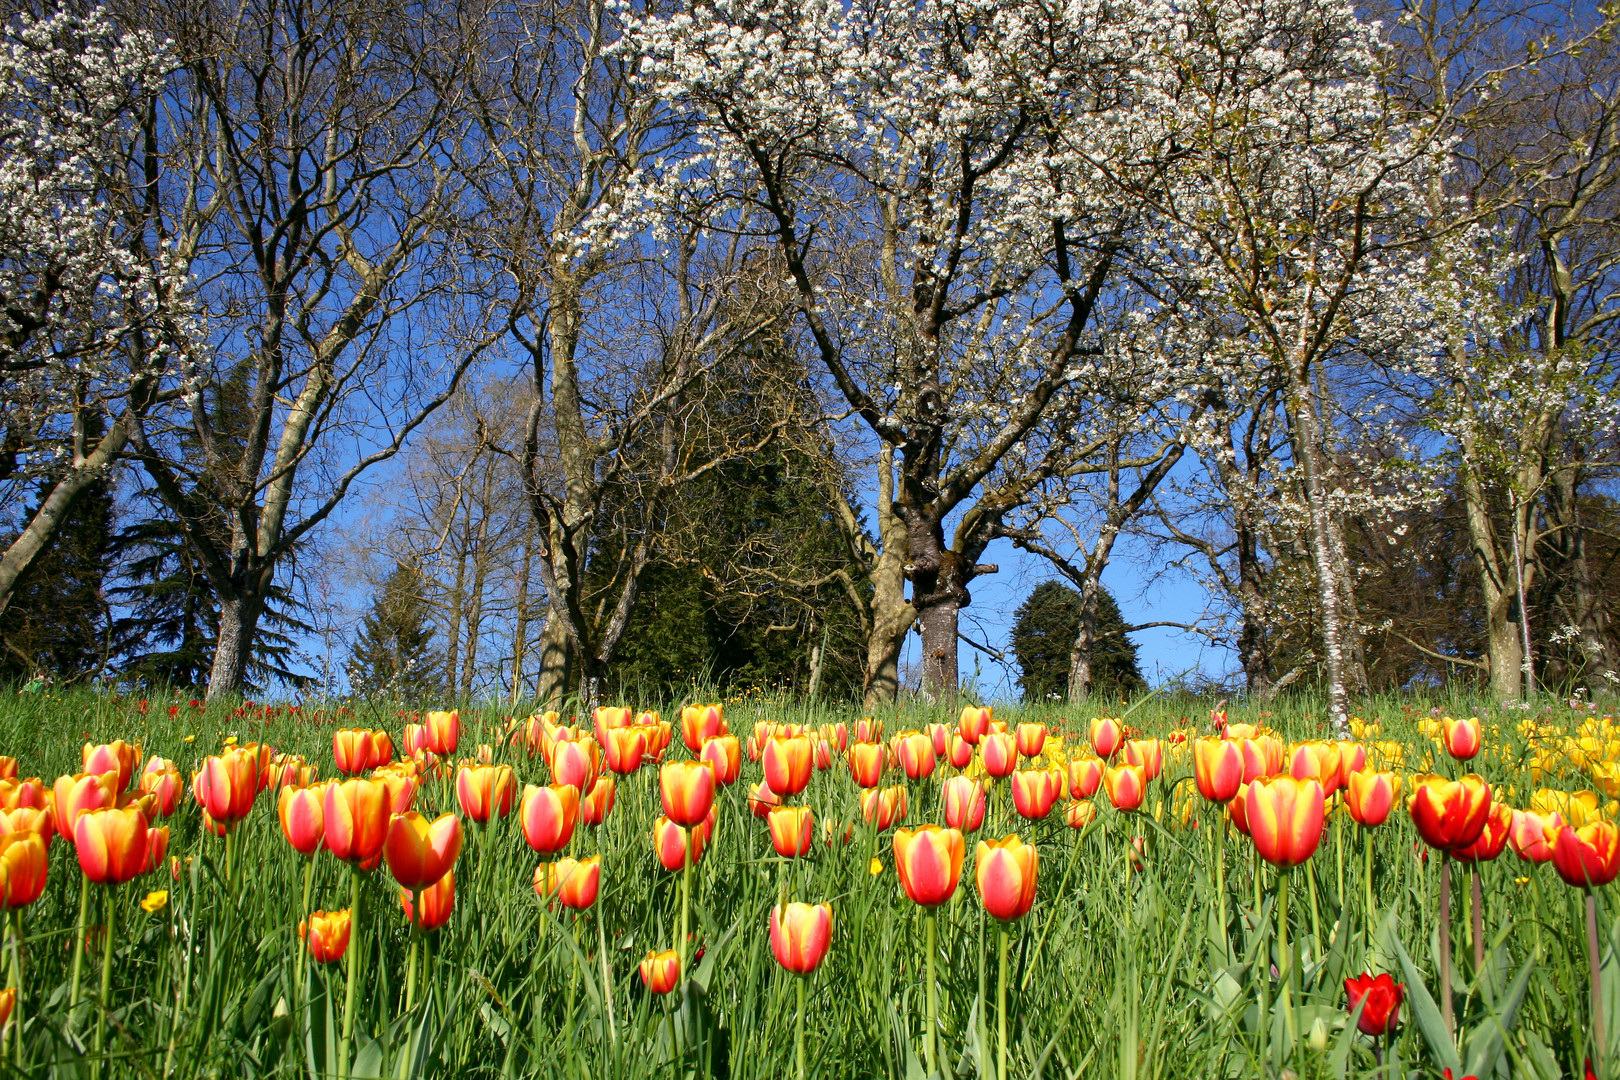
975;835;1038;920
455;763;516;823
847;742;886;788
75;806;150;885
384;811;463;890
763;736;813;797
520;784;580;855
942;775;986;833
537;855;600;910
770;902;833;974
1065;800;1096;829
947;735;974;769
1068;756;1103;799
893;825;964;907
681;704;727;752
927;723;950;757
581;777;617;825
401;870;455;931
768;806;814;858
324;779;391;869
425;710;460;756
699;736;742;786
0;832;48;908
301;909;351;963
640;949;680;994
660;760;717;827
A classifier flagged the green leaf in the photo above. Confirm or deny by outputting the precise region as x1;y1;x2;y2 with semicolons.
1330;998;1367;1080
1389;928;1462;1073
1462;956;1534;1079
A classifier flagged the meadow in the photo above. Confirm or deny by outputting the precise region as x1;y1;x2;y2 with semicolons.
0;687;1611;1080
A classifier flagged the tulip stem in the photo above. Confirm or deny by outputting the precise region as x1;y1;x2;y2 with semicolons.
10;909;22;1066
340;865;362;1080
93;885;115;1080
1439;856;1453;1037
598;902;616;1047
69;873;88;1020
1364;828;1376;946
679;828;692;988
405;925;418;1013
1213;818;1228;960
1470;867;1485;971
795;976;807;1080
996;925;1009;1080
1305;860;1322;948
1589;889;1606;1067
297;855;314;1007
924;912;938;1077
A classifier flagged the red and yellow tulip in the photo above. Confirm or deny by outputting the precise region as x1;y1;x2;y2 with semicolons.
660;760;717;827
975;835;1038;920
893;825;964;907
301;909;351;963
1244;777;1326;868
520;783;580;855
770;902;833;974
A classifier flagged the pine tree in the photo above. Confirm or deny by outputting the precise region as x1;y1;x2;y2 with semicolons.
347;563;442;700
1011;581;1146;702
0;477;114;682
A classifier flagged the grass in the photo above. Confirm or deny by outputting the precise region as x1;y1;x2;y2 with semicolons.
0;683;1610;1079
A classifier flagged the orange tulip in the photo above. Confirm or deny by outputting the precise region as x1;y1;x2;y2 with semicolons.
947;735;973;768
1011;768;1063;821
0;758;13;781
979;732;1017;779
0;831;47;907
958;706;991;745
191;750;258;829
1068;756;1104;799
520;783;580;855
54;772;117;846
1336;741;1367;789
848;742;886;788
975;835;1038;920
400;870;455;931
770;902;833;974
768;806;814;858
1089;718;1123;759
371;766;418;815
402;723;431;758
75;806;149;884
655;810;714;871
128;758;177;818
1549;820;1620;887
537;720;578;767
1244;777;1326;868
640;949;680;994
1122;739;1163;780
323;778;391;869
141;825;169;876
942;775;986;833
893;825;964;907
1103;764;1146;811
0;806;53;848
926;723;949;757
424;710;460;756
1287;741;1343;796
301;909;351;963
581;777;617;825
823;722;851;754
894;731;937;780
700;736;742;786
861;785;908;830
537;855;601;910
748;780;780;818
455;763;515;823
762;735;813;797
681;704;727;752
370;730;396;767
268;754;316;792
82;741;139;792
1193;737;1244;802
1344;771;1400;828
1065;800;1097;829
1442;716;1482;761
384;811;463;889
0;778;45;811
1228;784;1252;836
239;742;276;792
1409;774;1493;853
660;760;717;827
1015;723;1047;759
601;726;648;775
332;729;377;775
593;706;634;746
278;782;327;856
1453;803;1513;863
1508;809;1563;863
641;718;674;762
552;737;602;793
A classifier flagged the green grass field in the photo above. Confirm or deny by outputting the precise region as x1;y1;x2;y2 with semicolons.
0;685;1611;1079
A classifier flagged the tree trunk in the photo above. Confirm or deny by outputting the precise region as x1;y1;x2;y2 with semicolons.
1235;518;1274;694
863;448;915;706
510;539;532;707
444;533;468;696
916;597;959;700
207;593;262;700
1457;454;1524;701
1287;372;1351;732
805;618;825;702
534;608;573;709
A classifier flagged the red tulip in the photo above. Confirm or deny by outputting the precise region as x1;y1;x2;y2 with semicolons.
1344;771;1400;828
581;777;617;825
655;811;714;871
1409;774;1492;853
770;902;832;974
660;760;717;827
1011;768;1063;821
192;750;258;829
0;832;47;908
1065;800;1097;829
537;855;600;910
301;909;351;963
402;723;431;758
1089;717;1123;759
455;763;515;823
1549;820;1620;888
1244;777;1326;868
54;773;117;848
552;737;602;793
1068;756;1104;799
1287;741;1342;796
601;726;648;775
75;806;149;884
700;736;742;786
141;825;169;876
1452;802;1513;864
893;825;964;907
1344;973;1404;1035
979;732;1018;779
861;785;908;830
0;806;53;848
1442;716;1482;761
1194;737;1244;802
764;736;814;797
593;706;633;747
83;741;139;792
1336;741;1367;789
1508;809;1563;863
640;950;680;994
748;780;780;818
323;779;391;869
682;704;727;752
0;778;45;811
424;710;460;756
520;784;579;855
278;782;327;856
768;806;814;858
332;729;377;775
848;742;886;788
894;731;936;781
958;706;991;746
370;766;418;815
1103;764;1146;812
942;775;986;833
1015;723;1047;759
947;735;974;768
974;835;1038;920
1122;739;1162;780
384;811;463;889
927;723;950;757
401;870;455;931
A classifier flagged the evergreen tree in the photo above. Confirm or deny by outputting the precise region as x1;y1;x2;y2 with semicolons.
346;562;442;700
0;477;114;682
1011;581;1146;702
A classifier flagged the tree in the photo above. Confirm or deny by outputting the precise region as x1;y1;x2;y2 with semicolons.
346;562;442;700
0;475;114;683
1012;582;1144;704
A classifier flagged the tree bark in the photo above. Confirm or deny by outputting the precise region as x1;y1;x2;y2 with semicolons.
1287;371;1351;732
862;449;915;706
534;609;573;709
209;593;262;697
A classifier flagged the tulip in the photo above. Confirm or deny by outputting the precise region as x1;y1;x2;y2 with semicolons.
401;870;455;931
1287;741;1343;795
550;737;601;794
655;811;714;872
323;779;391;869
681;704;727;752
947;734;974;768
1244;777;1326;868
1508;809;1563;863
536;719;576;766
1452;803;1512;863
0;831;47;908
279;782;327;856
1011;768;1062;821
0;778;45;811
537;854;601;910
332;729;377;775
1068;756;1104;799
1409;774;1493;853
748;780;780;818
942;775;986;833
384;811;463;890
1122;739;1163;780
973;732;1012;779
520;784;580;855
238;743;276;792
768;806;814;858
1194;737;1244;802
1237;738;1271;784
770;901;833;974
267;754;315;791
660;760;717;827
700;735;742;786
894;731;937;780
1344;973;1404;1036
926;723;950;757
424;710;460;756
810;735;833;772
1337;741;1367;788
593;706;634;746
142;825;169;876
848;742;886;788
822;722;851;753
402;723;431;758
1065;800;1096;829
1013;723;1046;760
82;741;139;792
861;786;908;830
762;735;814;797
75;807;149;885
975;835;1038;921
893;825;964;907
1089;717;1123;759
0;806;53;847
1103;764;1147;812
455;763;516;823
581;777;617;825
601;726;648;775
640;949;680;994
371;766;418;815
1443;716;1482;761
302;909;352;963
0;759;12;781
1344;771;1400;828
54;772;117;848
1549;820;1620;888
959;705;991;745
642;718;674;762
